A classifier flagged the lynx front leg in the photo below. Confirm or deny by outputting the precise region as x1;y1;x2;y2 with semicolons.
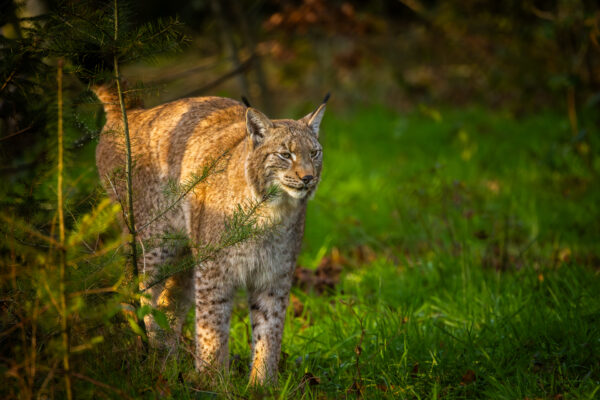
194;265;234;373
248;278;292;385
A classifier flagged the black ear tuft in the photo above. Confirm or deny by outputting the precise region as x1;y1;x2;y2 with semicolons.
301;101;327;138
246;108;273;148
241;96;251;107
322;92;331;104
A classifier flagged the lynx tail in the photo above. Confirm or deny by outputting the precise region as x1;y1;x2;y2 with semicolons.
91;84;122;118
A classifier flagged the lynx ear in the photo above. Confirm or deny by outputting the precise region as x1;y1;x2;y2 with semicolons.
246;108;273;147
301;103;326;138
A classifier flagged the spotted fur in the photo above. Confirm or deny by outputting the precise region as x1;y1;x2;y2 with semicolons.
94;87;326;385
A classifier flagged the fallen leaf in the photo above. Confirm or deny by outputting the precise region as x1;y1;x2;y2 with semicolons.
155;373;171;397
315;254;343;292
558;248;571;263
353;244;377;264
460;369;476;385
293;250;343;293
474;230;488;240
290;294;304;317
377;384;388;392
411;362;419;378
293;266;315;290
300;372;320;386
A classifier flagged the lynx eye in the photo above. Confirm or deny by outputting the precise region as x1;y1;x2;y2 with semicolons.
310;150;320;158
278;152;292;160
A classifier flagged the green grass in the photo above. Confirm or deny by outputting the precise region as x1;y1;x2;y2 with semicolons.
302;106;599;263
72;106;600;398
278;258;600;399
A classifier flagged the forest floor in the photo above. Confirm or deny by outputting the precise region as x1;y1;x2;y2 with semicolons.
76;106;600;399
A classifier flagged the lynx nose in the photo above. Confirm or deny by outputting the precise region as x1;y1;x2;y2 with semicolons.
301;175;314;185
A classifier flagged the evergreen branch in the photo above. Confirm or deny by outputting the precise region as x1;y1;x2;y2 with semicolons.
142;187;280;291
57;58;73;400
68;237;123;265
52;14;108;49
112;0;147;345
137;152;229;233
66;198;116;248
117;18;188;63
124;19;182;51
57;6;114;42
0;305;51;340
0;214;60;248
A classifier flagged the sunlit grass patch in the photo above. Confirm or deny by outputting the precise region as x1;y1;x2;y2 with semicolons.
274;257;600;399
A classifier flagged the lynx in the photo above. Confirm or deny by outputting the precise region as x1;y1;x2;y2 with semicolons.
94;86;326;385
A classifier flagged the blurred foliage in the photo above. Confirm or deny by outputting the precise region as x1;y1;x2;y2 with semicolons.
260;0;600;113
1;1;190;397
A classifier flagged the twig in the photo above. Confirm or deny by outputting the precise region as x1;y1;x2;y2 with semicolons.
0;69;16;92
0;125;33;141
68;237;123;264
113;0;147;347
340;300;365;398
113;0;147;350
177;55;255;100
528;5;556;21
397;0;426;16
105;173;128;226
71;372;133;400
139;236;147;277
113;0;139;272
145;58;220;86
28;296;39;390
0;305;50;339
36;360;59;400
57;58;73;400
210;0;249;95
68;286;119;298
567;86;578;137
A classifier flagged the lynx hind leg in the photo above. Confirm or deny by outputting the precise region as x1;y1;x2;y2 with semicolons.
140;245;193;352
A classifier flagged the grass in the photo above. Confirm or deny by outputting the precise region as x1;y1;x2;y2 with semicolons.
273;105;599;398
19;105;600;398
280;258;600;399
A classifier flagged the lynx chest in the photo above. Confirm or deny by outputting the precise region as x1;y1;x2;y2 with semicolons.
217;213;302;289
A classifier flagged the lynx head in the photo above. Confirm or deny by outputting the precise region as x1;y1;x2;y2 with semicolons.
244;100;326;202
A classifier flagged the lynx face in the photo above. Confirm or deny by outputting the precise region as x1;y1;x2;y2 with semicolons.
245;105;325;201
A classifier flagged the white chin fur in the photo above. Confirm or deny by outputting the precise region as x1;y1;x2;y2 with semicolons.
282;186;307;199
